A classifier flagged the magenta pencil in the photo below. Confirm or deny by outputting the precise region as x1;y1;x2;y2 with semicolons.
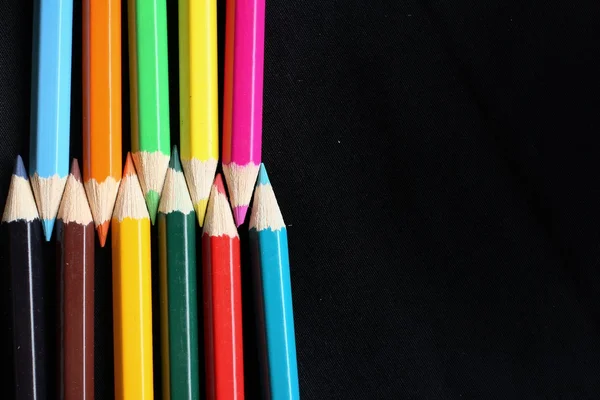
222;0;265;226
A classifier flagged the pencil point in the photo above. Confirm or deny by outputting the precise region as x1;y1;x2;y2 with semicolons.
169;146;182;172
13;155;28;179
124;153;136;176
256;163;270;186
97;221;109;247
42;219;54;241
233;205;249;226
70;159;82;181
146;191;160;224
195;199;208;226
214;173;226;195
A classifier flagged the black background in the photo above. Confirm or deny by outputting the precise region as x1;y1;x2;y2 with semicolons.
2;0;600;398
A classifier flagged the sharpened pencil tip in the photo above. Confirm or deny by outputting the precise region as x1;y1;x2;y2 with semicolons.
13;155;27;179
97;221;109;247
213;173;226;195
146;191;160;225
169;146;182;172
42;219;54;241
124;153;136;176
194;199;208;227
70;159;82;181
256;163;270;186
233;205;249;226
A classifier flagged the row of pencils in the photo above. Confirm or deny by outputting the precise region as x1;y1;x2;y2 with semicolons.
4;152;298;400
4;0;299;399
31;0;263;244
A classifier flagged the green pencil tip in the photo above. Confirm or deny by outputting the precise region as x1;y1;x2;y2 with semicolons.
145;191;160;225
169;146;182;172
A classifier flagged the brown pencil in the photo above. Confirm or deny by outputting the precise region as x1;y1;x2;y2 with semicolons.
56;159;95;399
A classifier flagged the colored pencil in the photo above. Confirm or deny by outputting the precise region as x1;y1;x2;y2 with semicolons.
222;0;266;226
178;0;219;227
127;0;171;224
249;164;299;400
203;174;245;399
56;159;95;400
2;156;47;399
111;153;154;399
82;0;122;247
158;146;200;400
29;0;74;240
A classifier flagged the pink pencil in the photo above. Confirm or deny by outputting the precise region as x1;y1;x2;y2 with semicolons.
222;0;265;226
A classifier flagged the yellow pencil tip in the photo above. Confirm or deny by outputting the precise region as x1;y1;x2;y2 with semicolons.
194;199;209;227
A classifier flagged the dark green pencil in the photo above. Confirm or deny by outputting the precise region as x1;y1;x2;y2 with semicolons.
158;146;201;400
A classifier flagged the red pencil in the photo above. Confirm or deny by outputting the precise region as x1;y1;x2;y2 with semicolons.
202;174;245;399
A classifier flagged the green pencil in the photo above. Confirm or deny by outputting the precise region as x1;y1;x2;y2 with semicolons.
158;146;200;400
128;0;171;223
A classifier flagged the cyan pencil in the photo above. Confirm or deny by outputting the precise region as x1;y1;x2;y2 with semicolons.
249;164;299;400
29;0;74;240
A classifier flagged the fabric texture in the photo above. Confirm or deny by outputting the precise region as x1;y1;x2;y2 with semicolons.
2;0;600;398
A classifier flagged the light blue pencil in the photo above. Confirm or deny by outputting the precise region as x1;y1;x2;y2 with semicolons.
249;164;300;400
29;0;73;241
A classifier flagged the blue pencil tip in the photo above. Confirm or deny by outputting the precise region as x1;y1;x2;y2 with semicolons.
256;163;270;186
42;219;54;241
13;155;28;179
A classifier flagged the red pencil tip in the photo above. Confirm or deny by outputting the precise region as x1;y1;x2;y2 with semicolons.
213;173;226;194
123;153;135;176
97;221;109;247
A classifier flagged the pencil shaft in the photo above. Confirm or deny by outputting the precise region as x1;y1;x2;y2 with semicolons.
58;221;95;400
82;0;122;182
221;0;235;163
203;234;245;399
223;0;265;165
7;220;47;400
112;218;154;399
127;0;170;154
30;0;73;178
250;227;300;400
159;211;200;400
179;0;219;162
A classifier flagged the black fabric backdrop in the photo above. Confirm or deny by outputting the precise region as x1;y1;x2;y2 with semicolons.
2;0;600;398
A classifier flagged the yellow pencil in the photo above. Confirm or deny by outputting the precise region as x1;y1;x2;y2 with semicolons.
178;0;219;226
111;153;154;399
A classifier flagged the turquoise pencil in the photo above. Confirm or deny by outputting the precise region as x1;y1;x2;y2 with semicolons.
249;164;300;400
29;0;73;241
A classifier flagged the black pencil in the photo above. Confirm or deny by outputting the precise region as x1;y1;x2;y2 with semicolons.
2;155;47;400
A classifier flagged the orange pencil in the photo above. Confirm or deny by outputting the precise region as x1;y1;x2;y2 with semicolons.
82;0;122;246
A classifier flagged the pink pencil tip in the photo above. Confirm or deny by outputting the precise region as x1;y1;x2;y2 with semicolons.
233;205;249;226
213;173;226;194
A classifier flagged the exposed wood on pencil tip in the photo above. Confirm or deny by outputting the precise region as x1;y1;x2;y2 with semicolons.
112;156;150;222
204;174;238;238
222;162;260;226
57;161;93;225
249;163;286;232
158;152;194;216
2;156;39;223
